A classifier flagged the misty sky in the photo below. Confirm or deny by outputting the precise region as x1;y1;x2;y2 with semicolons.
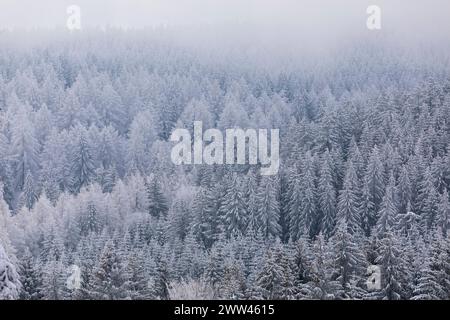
0;0;449;50
0;0;448;31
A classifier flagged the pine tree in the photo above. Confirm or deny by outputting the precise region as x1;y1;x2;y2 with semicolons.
153;254;170;300
192;186;223;248
359;177;375;236
305;233;342;299
219;259;246;299
0;242;21;300
126;249;154;300
256;176;281;239
10;104;40;192
244;170;259;235
292;233;312;289
330;221;367;298
416;168;438;229
437;190;449;236
89;240;130;300
206;235;226;289
319;151;337;237
40;251;66;300
17;170;38;210
287;170;304;241
298;153;318;237
364;146;385;214
411;258;443;300
376;173;398;237
256;243;295;300
336;161;361;234
70;127;95;193
19;248;43;300
145;176;168;218
427;232;450;299
221;174;247;237
79;200;102;236
397;165;412;214
375;230;407;300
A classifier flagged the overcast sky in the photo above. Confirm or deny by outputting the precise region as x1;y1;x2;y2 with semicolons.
0;0;449;44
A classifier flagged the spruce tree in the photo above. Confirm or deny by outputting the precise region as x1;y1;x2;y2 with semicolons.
70;128;95;193
364;146;385;214
418;168;439;230
376;173;398;237
336;161;361;234
19;248;43;300
145;176;169;218
330;221;367;298
0;242;21;300
319;151;337;237
437;190;449;236
256;176;281;239
89;240;130;300
375;230;407;300
220;174;247;237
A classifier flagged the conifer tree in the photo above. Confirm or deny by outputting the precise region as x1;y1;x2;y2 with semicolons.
319;151;337;237
376;173;398;237
330;221;367;298
19;248;43;300
256;177;281;239
70;127;95;193
375;230;407;300
221;174;247;237
0;242;21;300
145;176;169;218
337;161;361;234
89;240;130;300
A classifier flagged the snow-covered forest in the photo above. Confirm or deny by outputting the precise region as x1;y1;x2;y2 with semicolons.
0;30;449;300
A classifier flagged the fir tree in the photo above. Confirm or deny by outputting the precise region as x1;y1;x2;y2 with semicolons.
376;173;398;237
418;168;439;230
19;248;43;300
375;230;407;300
336;161;361;234
330;221;367;298
256;177;281;239
319;151;337;237
437;190;449;236
220;174;247;237
145;176;169;218
89;240;130;300
0;242;21;300
70;128;95;193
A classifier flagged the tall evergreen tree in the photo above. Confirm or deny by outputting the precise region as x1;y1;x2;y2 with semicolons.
319;151;337;237
375;231;407;300
220;174;247;237
89;240;130;300
330;221;367;298
70;127;95;193
0;242;21;300
19;248;43;300
145;176;169;218
376;173;398;237
336;161;361;234
256;177;281;239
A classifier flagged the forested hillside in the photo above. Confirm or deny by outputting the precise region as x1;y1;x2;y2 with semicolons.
0;31;449;300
